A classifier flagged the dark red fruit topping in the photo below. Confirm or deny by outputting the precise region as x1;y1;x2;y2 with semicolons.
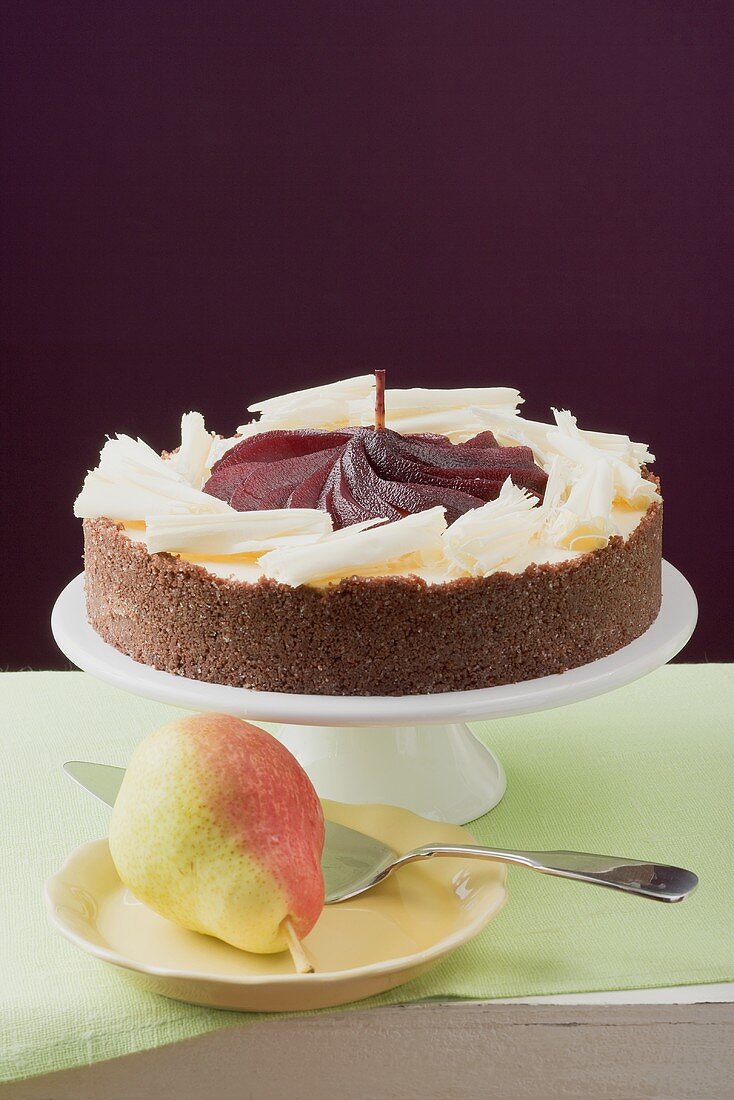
204;427;547;528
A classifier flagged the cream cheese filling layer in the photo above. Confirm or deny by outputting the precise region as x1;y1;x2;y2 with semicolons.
119;500;649;587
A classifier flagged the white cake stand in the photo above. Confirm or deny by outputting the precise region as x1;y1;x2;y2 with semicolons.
51;562;696;823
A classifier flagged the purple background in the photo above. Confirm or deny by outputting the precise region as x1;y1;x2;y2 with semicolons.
2;2;732;668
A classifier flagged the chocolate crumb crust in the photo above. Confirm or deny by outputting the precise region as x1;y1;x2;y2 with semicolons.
82;500;662;696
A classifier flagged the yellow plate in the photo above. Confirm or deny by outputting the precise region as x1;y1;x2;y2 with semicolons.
45;800;507;1012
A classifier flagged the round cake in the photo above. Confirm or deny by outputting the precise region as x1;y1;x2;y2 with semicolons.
75;375;662;695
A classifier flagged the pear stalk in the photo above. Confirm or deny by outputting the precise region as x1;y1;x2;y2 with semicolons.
282;916;314;974
374;369;386;430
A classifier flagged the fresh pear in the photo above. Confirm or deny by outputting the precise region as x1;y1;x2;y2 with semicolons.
109;714;325;954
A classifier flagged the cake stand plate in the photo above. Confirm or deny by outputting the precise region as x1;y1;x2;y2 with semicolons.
51;562;696;823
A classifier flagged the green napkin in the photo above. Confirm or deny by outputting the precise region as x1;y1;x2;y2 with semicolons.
1;667;732;1083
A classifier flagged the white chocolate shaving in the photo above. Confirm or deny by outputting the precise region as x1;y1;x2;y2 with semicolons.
237;374;374;435
542;458;618;552
145;509;333;557
261;507;447;587
547;409;659;509
442;479;545;576
74;434;232;520
169;412;214;488
473;407;655;473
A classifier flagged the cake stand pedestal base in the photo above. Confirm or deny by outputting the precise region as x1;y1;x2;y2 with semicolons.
271;722;506;823
51;563;698;826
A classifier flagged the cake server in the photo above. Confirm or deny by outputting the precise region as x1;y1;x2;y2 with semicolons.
63;761;698;905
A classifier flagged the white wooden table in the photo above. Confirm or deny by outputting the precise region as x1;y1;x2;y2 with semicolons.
4;985;732;1100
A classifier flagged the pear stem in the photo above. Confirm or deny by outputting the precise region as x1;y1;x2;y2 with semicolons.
282;917;314;974
374;369;386;430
